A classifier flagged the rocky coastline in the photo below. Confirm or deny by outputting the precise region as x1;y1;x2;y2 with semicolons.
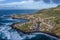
11;22;60;38
10;6;60;38
10;14;60;38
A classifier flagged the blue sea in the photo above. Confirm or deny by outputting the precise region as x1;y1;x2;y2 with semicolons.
0;10;59;40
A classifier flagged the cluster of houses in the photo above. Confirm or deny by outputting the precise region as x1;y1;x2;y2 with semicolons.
13;14;56;32
27;16;56;32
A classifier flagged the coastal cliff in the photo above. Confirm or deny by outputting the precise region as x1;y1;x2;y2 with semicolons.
11;5;60;37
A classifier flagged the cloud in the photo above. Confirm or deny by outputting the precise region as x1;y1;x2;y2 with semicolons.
33;0;60;4
42;0;60;4
0;0;58;9
0;0;5;2
0;0;34;7
52;0;60;4
33;0;40;1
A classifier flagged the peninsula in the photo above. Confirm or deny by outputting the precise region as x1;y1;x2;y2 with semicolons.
11;5;60;37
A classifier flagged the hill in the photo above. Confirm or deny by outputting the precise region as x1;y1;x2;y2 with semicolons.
11;5;60;37
34;5;60;36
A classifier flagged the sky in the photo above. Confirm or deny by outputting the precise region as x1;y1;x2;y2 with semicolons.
0;0;60;9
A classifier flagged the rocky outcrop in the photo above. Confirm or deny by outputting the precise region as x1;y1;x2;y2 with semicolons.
11;6;60;37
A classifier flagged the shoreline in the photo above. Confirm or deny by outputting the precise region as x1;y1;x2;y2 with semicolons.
10;5;60;39
10;12;60;38
10;23;60;38
10;24;60;38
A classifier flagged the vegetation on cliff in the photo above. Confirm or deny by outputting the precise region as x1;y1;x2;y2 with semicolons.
11;5;60;37
34;6;60;36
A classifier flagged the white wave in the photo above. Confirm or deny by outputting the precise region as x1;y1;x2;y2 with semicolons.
0;15;6;18
24;34;36;39
0;26;24;40
1;31;11;39
0;26;11;32
30;32;60;39
0;26;59;40
3;23;13;25
0;25;59;40
0;25;36;40
0;26;11;40
10;31;24;40
0;22;59;40
3;18;13;20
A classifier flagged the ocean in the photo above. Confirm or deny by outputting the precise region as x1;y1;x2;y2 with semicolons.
0;10;37;16
0;10;59;40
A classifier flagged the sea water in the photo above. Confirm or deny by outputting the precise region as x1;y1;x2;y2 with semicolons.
0;10;59;40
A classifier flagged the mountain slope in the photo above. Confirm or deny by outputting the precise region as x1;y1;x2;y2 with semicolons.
34;5;60;36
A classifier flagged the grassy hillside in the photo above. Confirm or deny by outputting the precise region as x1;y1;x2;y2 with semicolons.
34;5;60;36
12;5;60;37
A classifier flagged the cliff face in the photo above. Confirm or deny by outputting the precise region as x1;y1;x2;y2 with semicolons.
35;5;60;36
11;6;60;37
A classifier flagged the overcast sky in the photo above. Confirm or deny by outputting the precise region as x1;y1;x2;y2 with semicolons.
0;0;59;9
